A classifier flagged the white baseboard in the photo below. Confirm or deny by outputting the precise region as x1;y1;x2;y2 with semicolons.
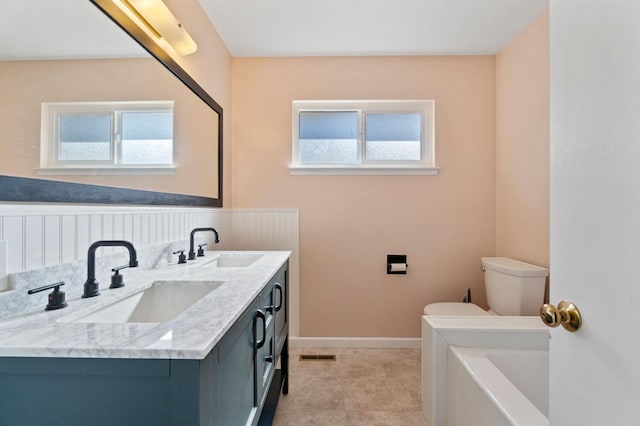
290;337;421;349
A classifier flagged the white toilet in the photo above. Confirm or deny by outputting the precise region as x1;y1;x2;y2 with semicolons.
423;257;549;316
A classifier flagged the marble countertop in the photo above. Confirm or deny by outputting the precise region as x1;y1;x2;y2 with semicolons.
0;251;290;360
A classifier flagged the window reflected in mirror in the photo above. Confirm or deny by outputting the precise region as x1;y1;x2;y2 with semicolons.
42;101;175;171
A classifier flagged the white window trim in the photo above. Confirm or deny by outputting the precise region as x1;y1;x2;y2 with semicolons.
290;99;438;175
35;166;176;176
40;101;174;176
289;165;439;176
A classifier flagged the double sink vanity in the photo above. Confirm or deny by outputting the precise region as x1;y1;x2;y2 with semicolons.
0;248;290;426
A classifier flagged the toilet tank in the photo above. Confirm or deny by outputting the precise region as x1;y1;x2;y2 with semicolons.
481;257;548;316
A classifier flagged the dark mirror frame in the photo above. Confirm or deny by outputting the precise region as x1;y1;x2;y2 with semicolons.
0;0;223;207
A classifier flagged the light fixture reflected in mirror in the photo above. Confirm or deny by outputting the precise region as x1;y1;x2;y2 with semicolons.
115;0;197;56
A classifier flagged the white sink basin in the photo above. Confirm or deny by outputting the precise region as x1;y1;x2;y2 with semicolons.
197;253;263;268
67;280;222;324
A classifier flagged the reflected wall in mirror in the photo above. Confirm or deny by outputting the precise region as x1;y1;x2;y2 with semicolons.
0;0;222;206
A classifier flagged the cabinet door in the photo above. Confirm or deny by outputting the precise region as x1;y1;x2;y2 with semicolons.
256;285;276;409
198;348;219;426
273;265;288;357
217;301;258;426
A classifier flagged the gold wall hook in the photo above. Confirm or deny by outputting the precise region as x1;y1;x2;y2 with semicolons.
540;301;582;332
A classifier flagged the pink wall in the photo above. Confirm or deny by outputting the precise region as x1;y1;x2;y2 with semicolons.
232;56;496;337
163;0;233;204
496;11;550;268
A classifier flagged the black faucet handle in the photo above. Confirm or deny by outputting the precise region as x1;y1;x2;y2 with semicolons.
173;250;187;264
27;281;68;311
27;281;65;295
111;264;129;272
109;265;129;289
197;243;207;257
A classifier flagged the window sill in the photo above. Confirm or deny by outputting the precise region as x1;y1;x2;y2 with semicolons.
288;165;440;176
35;166;176;176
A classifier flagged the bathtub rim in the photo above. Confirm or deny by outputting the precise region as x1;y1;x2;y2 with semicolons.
421;315;550;426
447;345;549;426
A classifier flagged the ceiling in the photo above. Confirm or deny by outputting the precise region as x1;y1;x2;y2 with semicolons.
2;0;549;60
198;0;549;57
1;0;145;60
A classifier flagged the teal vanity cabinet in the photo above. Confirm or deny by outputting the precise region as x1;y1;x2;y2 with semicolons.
0;261;289;426
0;354;209;425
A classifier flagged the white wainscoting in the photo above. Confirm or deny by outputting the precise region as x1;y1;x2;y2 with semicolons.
0;206;230;273
0;205;300;335
226;209;300;336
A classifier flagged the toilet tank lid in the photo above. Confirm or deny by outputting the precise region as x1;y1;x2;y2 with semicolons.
481;257;549;278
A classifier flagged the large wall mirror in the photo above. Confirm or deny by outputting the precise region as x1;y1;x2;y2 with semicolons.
0;0;222;207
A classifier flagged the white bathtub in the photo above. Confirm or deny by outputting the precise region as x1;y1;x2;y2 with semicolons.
446;346;549;426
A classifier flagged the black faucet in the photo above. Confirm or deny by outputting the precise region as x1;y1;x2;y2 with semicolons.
83;240;139;298
188;228;220;260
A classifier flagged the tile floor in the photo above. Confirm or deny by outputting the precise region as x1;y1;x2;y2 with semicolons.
273;347;427;426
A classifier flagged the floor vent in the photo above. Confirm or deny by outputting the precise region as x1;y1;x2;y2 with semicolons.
299;354;336;361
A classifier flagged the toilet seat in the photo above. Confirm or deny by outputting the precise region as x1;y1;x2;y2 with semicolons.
423;302;490;316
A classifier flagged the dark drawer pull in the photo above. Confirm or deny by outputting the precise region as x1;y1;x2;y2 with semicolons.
254;309;266;349
274;283;284;312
